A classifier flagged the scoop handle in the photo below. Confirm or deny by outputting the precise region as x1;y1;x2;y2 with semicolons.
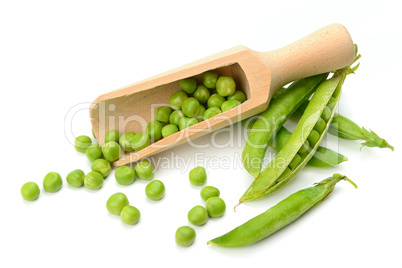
257;23;355;94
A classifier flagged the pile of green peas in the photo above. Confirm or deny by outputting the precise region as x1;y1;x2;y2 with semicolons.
175;167;226;247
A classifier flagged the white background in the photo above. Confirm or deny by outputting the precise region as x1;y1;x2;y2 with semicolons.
1;1;401;267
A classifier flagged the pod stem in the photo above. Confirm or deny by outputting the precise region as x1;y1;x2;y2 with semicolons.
234;202;242;212
342;176;358;189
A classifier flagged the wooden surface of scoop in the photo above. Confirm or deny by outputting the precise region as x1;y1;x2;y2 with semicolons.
90;23;355;166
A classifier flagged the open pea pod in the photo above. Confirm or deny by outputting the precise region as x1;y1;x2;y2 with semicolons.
240;74;344;202
242;74;328;178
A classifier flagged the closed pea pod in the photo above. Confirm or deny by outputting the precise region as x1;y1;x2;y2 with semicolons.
208;174;357;247
294;102;394;150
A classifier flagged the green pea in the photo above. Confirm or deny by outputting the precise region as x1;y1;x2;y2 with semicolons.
145;180;165;200
221;99;241;112
91;159;112;178
66;169;85;188
227;90;246;103
182;97;200;117
84;171;103;190
321;106;332;122
146;121;163;141
130;133;151;151
161;124;179;138
102;141;122;162
74;135;92;153
187;205;208;226
21;182;40;201
207;94;225;109
289;154;302;170
120;205;141;225
180;78;197;94
216;76;236;97
119;132;135;152
175;226;196;247
169;110;185;126
178;117;198;131
203;71;218;89
314;118;326;134
86;143;103;162
196;105;206;122
298;140;310;155
193;85;210;104
106;193;129;215
200;186;220;201
115;166;136;186
307;130;320;147
189;166;207;186
205;196;226;218
155;106;173;124
203;107;221;119
169;90;188;110
327;96;337;110
134;160;154;180
105;129;120;143
43;172;62;193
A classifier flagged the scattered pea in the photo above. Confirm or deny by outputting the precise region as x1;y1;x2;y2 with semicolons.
216;76;236;97
180;78;197;94
43;172;63;193
106;193;129;215
161;124;179;138
145;180;165;201
102;141;122;162
130;133;151;151
120;205;141;225
200;186;220;201
178;117;198;131
74;135;92;153
196;105;206;122
227;90;246;103
187;205;208;226
115;166;136;186
84;171;103;190
20;182;40;201
193;85;210;104
204;107;221;119
207;94;225;109
134;160;154;181
119;131;135;152
155;106;173;124
189;166;207;186
175;226;196;247
104;130;120;143
182;97;200;117
205;196;226;218
169;90;188;110
221;99;241;112
146;121;163;141
86;143;103;162
66;169;85;188
91;159;112;178
203;71;218;89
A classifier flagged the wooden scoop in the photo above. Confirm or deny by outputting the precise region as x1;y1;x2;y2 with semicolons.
90;23;355;167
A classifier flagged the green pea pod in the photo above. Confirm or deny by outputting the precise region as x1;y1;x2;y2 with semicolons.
242;73;328;178
240;74;344;202
241;118;347;168
292;100;394;151
208;173;357;247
